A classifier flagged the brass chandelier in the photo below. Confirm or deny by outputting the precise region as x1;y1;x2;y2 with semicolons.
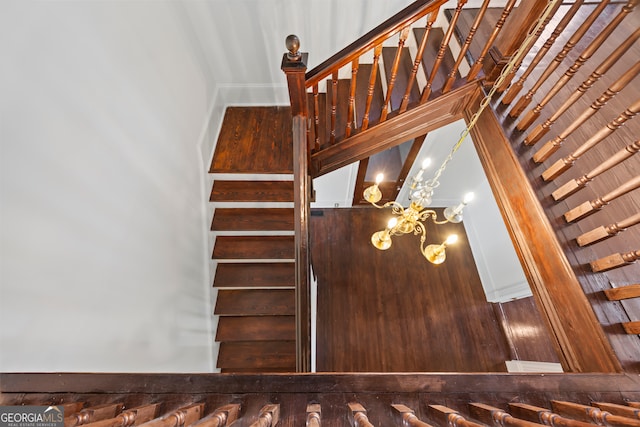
363;164;474;264
363;0;560;263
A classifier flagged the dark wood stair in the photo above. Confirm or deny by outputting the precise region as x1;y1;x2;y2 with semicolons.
209;106;296;373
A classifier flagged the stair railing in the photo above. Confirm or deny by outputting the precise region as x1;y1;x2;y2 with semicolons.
281;0;561;372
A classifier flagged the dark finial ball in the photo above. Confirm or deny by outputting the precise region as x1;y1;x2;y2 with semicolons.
286;34;300;57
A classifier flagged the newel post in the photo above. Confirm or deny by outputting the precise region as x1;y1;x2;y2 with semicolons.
281;35;311;373
484;0;549;83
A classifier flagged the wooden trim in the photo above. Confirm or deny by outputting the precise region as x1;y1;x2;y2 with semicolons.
465;92;621;373
311;80;478;177
2;373;639;395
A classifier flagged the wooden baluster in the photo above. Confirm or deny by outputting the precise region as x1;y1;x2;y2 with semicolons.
508;403;595;427
346;59;359;138
61;404;86;418
362;44;383;131
541;98;640;181
420;0;467;102
381;27;410;122
400;11;438;112
66;404;124;427
516;0;639;130
527;58;640;147
564;175;640;222
469;403;544;427
604;284;640;300
348;403;374;427
501;0;583;104
577;212;640;246
496;0;564;94
623;321;640;334
508;0;610;118
312;84;320;152
306;404;321;427
552;140;640;201
591;250;640;273
139;404;204;427
534;84;640;164
83;405;160;427
552;401;640;427
192;405;240;427
629;404;640;410
594;403;640;420
330;71;338;145
249;405;279;427
467;0;517;80
442;0;490;93
429;405;485;427
392;404;433;427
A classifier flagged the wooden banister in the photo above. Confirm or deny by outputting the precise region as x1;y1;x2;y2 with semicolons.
306;404;321;427
421;0;467;102
508;403;595;427
577;212;640;247
392;404;433;427
304;0;447;88
516;0;639;130
192;405;240;427
527;57;640;148
361;44;383;131
564;175;640;223
591;250;640;274
541;98;640;182
508;0;610;118
401;10;438;111
348;403;374;427
381;27;411;122
552;140;640;201
467;0;517;80
501;0;584;104
138;405;203;427
66;404;124;427
604;284;640;301
249;405;279;427
429;405;485;427
443;0;489;93
469;403;544;427
552;401;640;427
83;405;159;427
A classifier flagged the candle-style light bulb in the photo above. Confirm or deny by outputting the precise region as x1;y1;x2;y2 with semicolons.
445;234;458;245
424;234;458;264
375;173;384;184
387;217;398;229
463;192;475;204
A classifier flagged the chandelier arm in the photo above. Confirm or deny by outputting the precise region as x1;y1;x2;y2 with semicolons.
432;219;450;225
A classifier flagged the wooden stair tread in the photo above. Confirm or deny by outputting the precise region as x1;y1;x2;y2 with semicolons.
211;208;294;231
212;236;294;259
209;106;293;174
215;289;295;316
217;340;296;370
414;27;456;97
216;316;295;341
382;46;421;111
214;263;295;288
210;180;294;202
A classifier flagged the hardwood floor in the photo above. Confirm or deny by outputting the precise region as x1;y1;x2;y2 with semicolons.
310;207;524;372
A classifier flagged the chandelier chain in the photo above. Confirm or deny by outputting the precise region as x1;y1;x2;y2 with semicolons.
425;0;562;188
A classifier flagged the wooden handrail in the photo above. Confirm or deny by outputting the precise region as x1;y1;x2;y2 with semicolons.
305;0;447;88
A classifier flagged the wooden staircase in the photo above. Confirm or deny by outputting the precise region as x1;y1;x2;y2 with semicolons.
209;107;297;373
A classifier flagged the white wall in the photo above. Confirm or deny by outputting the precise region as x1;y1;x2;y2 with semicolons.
0;1;217;372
